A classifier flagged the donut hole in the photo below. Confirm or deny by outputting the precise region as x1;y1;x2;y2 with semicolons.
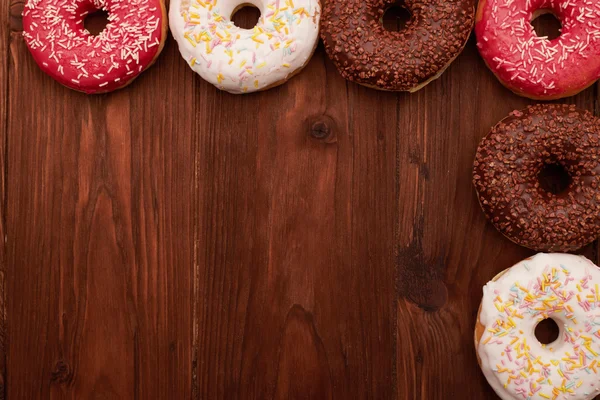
84;9;109;36
531;9;562;40
535;318;560;345
538;162;572;195
382;1;412;32
231;4;261;29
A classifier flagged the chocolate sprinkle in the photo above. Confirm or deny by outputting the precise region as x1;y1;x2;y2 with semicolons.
473;104;600;252
320;0;475;91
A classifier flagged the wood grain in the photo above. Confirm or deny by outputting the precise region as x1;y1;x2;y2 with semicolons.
3;4;600;400
395;35;598;399
0;0;8;396
6;2;194;397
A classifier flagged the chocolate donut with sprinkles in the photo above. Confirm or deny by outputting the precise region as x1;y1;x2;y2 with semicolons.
475;253;600;400
169;0;321;94
473;104;600;252
320;0;475;91
476;0;600;99
22;0;167;93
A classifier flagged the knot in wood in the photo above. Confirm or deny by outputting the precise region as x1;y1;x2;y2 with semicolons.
51;360;71;384
310;121;330;140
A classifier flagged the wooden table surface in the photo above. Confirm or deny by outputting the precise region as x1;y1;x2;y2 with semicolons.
1;2;599;399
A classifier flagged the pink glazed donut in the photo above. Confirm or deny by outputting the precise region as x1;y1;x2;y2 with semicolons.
22;0;167;93
475;0;600;99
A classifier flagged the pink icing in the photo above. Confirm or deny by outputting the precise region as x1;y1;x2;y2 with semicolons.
475;0;600;98
22;0;165;93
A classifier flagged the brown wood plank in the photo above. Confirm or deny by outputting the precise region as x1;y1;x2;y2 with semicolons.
0;0;8;396
193;43;398;398
394;35;598;399
340;83;398;399
5;3;194;397
124;33;195;399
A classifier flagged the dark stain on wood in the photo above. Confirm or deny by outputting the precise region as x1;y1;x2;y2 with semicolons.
398;216;448;312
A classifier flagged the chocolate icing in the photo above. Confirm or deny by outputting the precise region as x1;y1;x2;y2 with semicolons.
473;104;600;252
320;0;475;91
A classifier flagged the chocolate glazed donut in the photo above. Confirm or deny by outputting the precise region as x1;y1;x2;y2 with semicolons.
320;0;475;91
473;104;600;252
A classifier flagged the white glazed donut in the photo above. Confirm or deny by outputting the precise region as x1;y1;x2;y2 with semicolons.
475;253;600;400
169;0;320;93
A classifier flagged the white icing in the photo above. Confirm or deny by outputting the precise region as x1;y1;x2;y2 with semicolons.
169;0;320;93
478;253;600;400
